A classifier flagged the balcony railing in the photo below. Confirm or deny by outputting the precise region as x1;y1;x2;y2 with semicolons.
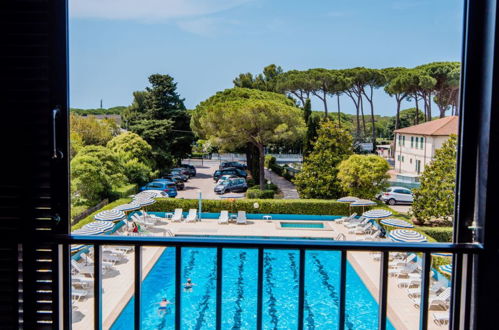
60;235;480;330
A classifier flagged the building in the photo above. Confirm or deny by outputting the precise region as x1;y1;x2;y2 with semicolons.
393;116;458;182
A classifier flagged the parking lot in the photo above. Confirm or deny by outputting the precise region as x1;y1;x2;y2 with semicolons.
175;160;246;200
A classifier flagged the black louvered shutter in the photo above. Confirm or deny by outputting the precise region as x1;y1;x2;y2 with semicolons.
0;1;69;329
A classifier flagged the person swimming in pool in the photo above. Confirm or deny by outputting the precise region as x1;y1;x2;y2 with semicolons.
157;298;172;316
183;278;196;292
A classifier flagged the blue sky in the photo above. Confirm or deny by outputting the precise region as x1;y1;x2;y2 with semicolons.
69;0;463;115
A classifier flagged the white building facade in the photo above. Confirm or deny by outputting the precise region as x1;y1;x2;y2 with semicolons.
393;116;458;182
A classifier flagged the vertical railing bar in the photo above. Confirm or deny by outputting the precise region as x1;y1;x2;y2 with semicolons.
216;247;222;330
338;250;347;330
256;248;263;330
175;246;181;330
419;252;431;330
62;244;71;329
134;245;141;330
450;253;463;329
297;249;305;330
94;244;102;330
378;251;388;330
463;253;473;330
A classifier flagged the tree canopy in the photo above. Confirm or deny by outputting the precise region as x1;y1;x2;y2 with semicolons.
411;135;457;225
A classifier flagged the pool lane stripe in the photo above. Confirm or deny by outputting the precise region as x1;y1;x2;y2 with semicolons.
312;255;354;330
231;251;247;330
263;252;279;329
193;259;218;329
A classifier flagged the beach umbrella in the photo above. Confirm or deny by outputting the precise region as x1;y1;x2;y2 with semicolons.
439;264;452;276
432;252;453;258
389;229;428;243
134;198;156;207
351;199;377;212
82;220;114;234
134;191;160;199
94;209;126;222
363;209;392;219
337;196;359;203
73;227;106;235
380;218;414;228
113;201;141;212
70;244;86;253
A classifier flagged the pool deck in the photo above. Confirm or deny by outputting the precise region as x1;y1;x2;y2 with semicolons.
72;218;447;330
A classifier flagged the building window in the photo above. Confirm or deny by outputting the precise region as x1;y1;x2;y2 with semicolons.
397;155;400;161
402;156;405;162
420;137;424;149
410;158;413;164
402;135;405;146
411;136;414;148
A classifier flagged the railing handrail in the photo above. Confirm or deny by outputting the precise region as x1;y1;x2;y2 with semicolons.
57;234;482;253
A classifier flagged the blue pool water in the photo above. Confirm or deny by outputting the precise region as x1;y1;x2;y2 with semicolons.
111;248;395;330
280;222;324;228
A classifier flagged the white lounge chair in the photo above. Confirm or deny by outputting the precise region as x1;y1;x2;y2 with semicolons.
71;288;88;302
344;217;368;228
389;253;417;268
433;312;450;326
71;259;94;278
336;213;357;224
236;211;247;224
397;273;421;288
388;262;420;277
111;246;134;253
80;253;115;269
357;230;382;241
172;209;183;222
185;209;197;222
72;275;94;288
218;210;229;224
412;287;452;310
407;281;447;298
348;222;371;234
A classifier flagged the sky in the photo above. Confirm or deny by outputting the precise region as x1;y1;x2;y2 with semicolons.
69;0;464;116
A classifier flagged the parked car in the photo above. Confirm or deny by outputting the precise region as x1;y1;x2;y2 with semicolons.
140;181;178;198
378;186;413;205
170;169;189;182
214;178;248;194
172;167;191;178
219;161;247;170
213;167;247;181
155;177;184;190
216;174;238;185
180;164;196;177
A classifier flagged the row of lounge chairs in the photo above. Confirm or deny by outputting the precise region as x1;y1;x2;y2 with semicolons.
171;209;197;222
218;210;247;224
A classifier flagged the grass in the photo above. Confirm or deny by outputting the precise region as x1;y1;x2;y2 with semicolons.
71;198;132;231
70;205;87;220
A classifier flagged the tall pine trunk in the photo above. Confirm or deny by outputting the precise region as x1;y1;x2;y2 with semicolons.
257;143;265;190
337;93;341;128
415;95;419;125
368;99;376;152
322;89;328;117
360;96;366;136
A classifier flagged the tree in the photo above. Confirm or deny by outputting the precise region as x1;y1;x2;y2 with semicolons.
192;88;305;189
307;68;346;117
107;132;156;185
303;115;320;156
276;70;313;106
360;69;386;151
337;155;390;198
233;64;284;93
386;108;425;138
70;146;127;205
70;113;118;146
411;135;457;225
124;74;194;168
294;120;353;199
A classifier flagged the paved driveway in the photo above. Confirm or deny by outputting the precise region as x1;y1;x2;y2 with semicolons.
175;160;245;200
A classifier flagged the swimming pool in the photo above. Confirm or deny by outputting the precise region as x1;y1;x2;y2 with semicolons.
111;248;395;330
280;222;325;229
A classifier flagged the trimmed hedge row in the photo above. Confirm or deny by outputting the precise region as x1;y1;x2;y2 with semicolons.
71;198;132;231
417;227;453;242
148;198;362;215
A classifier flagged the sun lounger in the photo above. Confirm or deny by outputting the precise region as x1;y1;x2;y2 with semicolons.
357;230;382;241
185;209;197;222
412;287;451;310
433;312;450;326
72;275;94;288
172;208;183;222
348;222;371;234
397;274;421;288
236;211;247;224
80;253;115;269
407;281;447;298
218;210;229;224
388;262;420;277
111;246;134;253
344;217;368;228
336;213;357;224
71;259;94;277
71;288;88;302
389;253;417;268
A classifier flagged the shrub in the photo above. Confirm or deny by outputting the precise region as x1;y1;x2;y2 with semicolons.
71;198;132;230
148;198;360;216
108;184;138;201
417;226;453;242
248;183;278;192
246;189;275;199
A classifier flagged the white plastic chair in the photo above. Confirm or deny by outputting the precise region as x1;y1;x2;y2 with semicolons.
172;209;183;222
185;209;197;222
236;211;247;224
218;210;229;224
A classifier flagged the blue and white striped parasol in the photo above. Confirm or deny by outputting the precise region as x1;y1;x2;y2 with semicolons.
439;264;452;276
337;196;359;203
432;252;453;257
82;221;114;233
113;202;141;212
380;218;414;228
73;227;106;235
134;191;159;199
70;244;86;253
362;209;392;219
351;199;377;207
94;209;126;222
389;229;427;242
134;198;156;207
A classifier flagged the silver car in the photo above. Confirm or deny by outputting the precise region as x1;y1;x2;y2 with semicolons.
379;186;413;205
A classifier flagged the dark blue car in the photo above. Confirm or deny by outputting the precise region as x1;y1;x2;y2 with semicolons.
140;181;177;197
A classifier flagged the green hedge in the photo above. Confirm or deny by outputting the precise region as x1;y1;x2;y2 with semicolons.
108;184;138;201
417;227;453;242
149;198;362;215
246;189;275;199
248;183;278;192
71;198;132;231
